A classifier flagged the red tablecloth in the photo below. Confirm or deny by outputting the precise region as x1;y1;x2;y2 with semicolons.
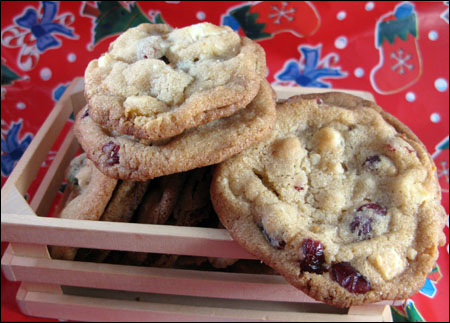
1;1;448;322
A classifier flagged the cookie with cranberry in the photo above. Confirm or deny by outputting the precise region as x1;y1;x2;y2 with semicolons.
211;92;446;307
74;80;276;181
85;22;266;141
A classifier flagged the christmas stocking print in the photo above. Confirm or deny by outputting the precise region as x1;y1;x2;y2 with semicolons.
370;2;422;94
222;1;320;40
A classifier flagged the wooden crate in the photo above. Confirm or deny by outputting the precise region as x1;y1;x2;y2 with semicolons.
1;77;395;322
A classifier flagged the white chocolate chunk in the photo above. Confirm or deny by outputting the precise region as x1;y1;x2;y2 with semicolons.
315;127;343;153
124;96;168;118
407;248;418;260
97;54;113;68
369;248;406;280
272;137;305;162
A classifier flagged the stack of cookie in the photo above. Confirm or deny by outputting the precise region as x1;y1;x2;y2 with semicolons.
74;22;276;181
51;153;273;274
51;22;276;268
51;22;447;308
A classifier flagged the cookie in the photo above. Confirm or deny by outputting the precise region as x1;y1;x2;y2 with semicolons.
211;92;447;307
77;179;150;263
74;79;276;181
207;256;238;269
123;173;187;266
100;180;150;223
65;153;87;195
166;167;233;269
58;153;89;207
171;167;216;227
50;155;118;260
85;22;266;141
124;167;218;266
122;166;223;267
135;173;187;226
226;259;278;275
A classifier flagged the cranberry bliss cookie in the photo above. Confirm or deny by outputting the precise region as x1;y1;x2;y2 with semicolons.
74;80;275;181
211;93;446;307
84;22;266;141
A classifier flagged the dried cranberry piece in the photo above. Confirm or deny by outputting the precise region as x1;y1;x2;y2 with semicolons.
350;215;374;239
294;185;304;191
331;262;370;294
387;144;396;152
316;97;323;105
102;141;120;166
363;155;381;170
405;146;415;153
299;238;326;274
81;108;89;119
159;56;170;64
350;203;387;240
356;203;387;216
259;225;286;250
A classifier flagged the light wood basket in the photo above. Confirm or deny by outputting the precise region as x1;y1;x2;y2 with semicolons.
1;77;396;322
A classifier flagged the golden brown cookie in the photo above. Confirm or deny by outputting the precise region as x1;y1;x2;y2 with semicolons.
211;92;446;307
74;80;276;181
85;22;266;141
77;179;150;263
50;155;118;260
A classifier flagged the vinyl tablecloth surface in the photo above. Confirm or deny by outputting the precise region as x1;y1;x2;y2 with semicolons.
1;1;449;322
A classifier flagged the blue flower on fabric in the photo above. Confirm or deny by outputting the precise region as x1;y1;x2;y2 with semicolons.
276;45;346;88
1;120;33;177
222;15;241;31
52;83;68;101
418;264;442;298
14;1;75;52
419;278;437;298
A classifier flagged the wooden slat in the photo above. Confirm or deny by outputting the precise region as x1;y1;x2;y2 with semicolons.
9;243;50;258
1;245;401;307
30;129;79;216
17;285;391;322
2;246;315;303
1;213;257;259
348;305;393;322
1;245;16;281
21;282;63;294
69;77;86;117
1;186;35;216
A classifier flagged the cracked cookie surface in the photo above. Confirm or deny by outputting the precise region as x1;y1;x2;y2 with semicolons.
211;92;446;307
85;22;266;141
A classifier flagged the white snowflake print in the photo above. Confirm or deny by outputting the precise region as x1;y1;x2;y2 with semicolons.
438;160;449;183
269;1;296;24
390;48;414;74
441;1;449;24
